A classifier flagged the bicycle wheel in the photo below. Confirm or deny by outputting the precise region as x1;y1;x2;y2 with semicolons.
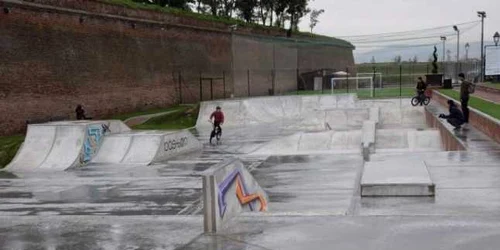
423;97;431;106
411;97;420;106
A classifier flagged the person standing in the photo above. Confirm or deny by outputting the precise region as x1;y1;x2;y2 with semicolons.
458;73;474;129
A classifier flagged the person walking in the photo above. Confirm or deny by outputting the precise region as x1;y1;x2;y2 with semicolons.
458;73;475;129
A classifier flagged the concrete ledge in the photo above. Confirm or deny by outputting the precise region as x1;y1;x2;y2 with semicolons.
432;90;500;144
362;121;376;160
425;105;467;151
362;184;435;197
361;160;435;197
202;158;268;233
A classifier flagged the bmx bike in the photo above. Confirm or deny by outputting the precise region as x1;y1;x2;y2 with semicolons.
411;91;430;106
209;120;222;145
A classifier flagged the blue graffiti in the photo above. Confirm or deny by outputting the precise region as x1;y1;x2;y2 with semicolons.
82;124;105;163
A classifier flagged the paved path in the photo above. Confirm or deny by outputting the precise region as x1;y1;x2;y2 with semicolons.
473;89;500;104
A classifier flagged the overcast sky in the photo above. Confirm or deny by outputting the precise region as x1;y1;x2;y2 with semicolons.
299;0;500;44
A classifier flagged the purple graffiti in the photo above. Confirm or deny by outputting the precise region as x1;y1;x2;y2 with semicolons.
217;169;255;218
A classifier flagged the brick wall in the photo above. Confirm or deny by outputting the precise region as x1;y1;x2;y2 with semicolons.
424;108;466;151
0;0;354;135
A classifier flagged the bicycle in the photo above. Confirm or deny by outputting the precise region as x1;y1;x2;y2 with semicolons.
411;91;430;106
209;120;222;145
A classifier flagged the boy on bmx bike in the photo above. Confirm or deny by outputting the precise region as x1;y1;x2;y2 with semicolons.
209;106;224;144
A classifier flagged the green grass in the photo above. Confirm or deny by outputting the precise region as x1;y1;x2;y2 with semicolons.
110;106;186;121
0;135;25;169
439;89;500;120
289;87;415;99
134;105;199;130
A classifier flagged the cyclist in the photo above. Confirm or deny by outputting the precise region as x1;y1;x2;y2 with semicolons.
209;106;224;142
439;100;465;130
415;77;427;106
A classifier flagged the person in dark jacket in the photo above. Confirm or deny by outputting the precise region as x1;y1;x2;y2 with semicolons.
75;104;90;120
458;73;474;129
439;100;465;130
416;77;427;105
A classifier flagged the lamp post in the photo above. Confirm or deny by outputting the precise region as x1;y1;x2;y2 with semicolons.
484;32;500;81
465;43;470;61
478;11;486;82
441;36;447;76
453;25;460;75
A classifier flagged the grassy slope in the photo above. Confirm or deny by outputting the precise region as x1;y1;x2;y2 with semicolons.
134;105;199;130
0;135;25;169
111;106;186;121
439;89;500;120
100;0;352;47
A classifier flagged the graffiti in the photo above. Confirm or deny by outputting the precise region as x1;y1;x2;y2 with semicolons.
218;169;267;218
82;124;105;163
164;137;188;151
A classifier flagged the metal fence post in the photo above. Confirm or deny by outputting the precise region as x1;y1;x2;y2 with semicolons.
346;67;349;93
222;71;226;99
399;64;402;98
210;79;213;100
247;69;251;97
199;72;203;102
178;71;183;104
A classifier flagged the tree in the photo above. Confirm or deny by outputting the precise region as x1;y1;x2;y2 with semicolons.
220;0;237;17
286;0;310;34
258;0;275;26
413;55;418;63
235;0;257;22
370;56;376;64
394;55;402;64
446;49;451;62
309;9;324;33
274;0;289;28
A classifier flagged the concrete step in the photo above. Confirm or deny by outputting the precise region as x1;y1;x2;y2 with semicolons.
361;160;435;197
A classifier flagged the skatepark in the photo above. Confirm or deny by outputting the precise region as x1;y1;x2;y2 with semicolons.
0;93;499;249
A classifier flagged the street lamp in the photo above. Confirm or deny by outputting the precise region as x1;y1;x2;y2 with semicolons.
465;43;470;61
494;32;500;46
478;11;486;82
453;25;460;74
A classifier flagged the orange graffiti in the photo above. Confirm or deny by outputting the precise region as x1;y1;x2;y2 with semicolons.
235;176;267;212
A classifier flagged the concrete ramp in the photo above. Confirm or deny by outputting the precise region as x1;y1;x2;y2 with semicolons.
91;130;202;165
203;158;268;233
7;121;127;172
375;129;442;153
251;130;362;155
196;94;357;129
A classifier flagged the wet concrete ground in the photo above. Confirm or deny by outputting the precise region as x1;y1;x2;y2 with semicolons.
1;100;500;249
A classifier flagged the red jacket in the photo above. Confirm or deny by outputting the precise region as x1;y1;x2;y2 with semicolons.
210;111;224;123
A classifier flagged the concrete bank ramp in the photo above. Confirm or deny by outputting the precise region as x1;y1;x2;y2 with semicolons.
358;99;426;127
375;129;442;153
251;130;362;156
196;94;357;129
91;130;202;165
7;120;130;172
203;158;268;233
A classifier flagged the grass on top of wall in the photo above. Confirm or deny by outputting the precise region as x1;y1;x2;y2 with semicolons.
439;89;500;120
